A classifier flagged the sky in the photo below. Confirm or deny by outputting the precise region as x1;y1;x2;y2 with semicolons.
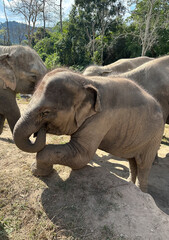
0;0;75;25
0;0;130;26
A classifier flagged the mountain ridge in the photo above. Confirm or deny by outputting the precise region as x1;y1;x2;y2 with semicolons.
0;21;33;44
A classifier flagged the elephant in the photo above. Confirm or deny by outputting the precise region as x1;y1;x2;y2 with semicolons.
83;56;154;76
0;45;47;134
108;55;169;125
13;69;164;192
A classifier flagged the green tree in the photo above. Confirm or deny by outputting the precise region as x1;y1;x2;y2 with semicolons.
53;7;90;67
152;28;169;56
0;28;9;45
73;0;126;64
34;21;69;69
128;0;169;56
54;0;126;67
31;27;50;47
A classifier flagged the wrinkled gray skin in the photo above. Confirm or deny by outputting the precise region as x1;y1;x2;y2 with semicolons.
13;69;164;192
0;45;47;134
83;56;154;76
109;55;169;125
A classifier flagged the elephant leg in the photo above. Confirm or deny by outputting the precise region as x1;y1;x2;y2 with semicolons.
0;114;5;134
6;99;20;133
31;157;54;177
32;144;88;177
32;145;61;176
32;126;107;177
136;167;151;193
32;138;97;177
127;158;137;184
136;149;157;192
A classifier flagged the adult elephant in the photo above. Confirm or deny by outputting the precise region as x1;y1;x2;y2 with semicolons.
83;56;154;76
109;55;169;125
0;45;47;134
13;69;164;192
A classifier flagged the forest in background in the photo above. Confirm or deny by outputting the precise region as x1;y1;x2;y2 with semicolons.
0;0;169;70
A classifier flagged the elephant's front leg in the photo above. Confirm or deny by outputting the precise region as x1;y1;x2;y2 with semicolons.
31;141;95;176
0;114;5;134
31;145;53;176
31;121;106;177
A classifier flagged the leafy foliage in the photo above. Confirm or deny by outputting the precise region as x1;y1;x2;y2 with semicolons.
127;0;169;55
33;0;169;70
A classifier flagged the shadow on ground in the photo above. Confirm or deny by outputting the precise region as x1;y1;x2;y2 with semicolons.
40;158;130;239
0;137;14;144
148;155;169;214
93;152;169;215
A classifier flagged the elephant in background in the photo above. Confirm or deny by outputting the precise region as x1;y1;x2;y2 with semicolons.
83;56;154;76
13;69;164;192
109;55;169;125
0;45;47;134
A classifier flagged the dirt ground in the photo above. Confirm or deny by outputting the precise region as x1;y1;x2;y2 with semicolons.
1;101;169;240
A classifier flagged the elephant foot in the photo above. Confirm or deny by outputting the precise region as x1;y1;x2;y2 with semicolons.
127;175;136;184
135;181;147;193
127;177;133;183
31;162;53;177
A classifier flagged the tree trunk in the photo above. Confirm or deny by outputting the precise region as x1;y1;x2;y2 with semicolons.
3;0;10;45
60;0;63;33
43;0;46;38
141;0;154;56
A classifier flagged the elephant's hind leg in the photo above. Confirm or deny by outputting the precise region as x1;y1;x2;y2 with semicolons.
0;114;5;134
136;167;151;192
136;150;157;192
128;158;137;184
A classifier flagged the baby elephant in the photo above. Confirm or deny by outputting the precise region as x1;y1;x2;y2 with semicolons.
13;69;164;192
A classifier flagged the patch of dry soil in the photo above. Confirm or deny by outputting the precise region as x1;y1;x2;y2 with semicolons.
1;102;169;240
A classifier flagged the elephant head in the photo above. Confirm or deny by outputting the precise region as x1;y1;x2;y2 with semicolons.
13;69;102;153
0;45;47;93
83;57;154;77
83;65;112;76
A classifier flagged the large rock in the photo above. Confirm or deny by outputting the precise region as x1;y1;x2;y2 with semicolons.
39;150;169;240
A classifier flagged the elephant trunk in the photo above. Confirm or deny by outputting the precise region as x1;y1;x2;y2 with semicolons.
13;114;46;153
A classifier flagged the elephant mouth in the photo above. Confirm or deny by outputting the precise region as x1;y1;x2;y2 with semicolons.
33;123;62;137
33;123;48;138
46;123;64;136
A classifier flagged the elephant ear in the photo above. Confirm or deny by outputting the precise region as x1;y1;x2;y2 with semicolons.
0;53;17;91
75;84;102;127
